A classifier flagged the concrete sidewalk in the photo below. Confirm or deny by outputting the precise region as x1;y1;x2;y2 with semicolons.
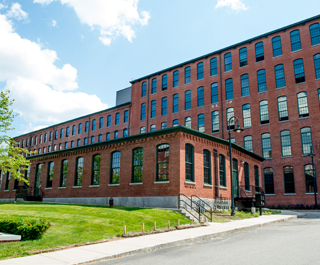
0;211;303;265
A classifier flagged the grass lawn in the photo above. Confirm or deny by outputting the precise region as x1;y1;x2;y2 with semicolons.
0;202;190;260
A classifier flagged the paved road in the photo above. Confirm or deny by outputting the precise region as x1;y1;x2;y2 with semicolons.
94;212;320;265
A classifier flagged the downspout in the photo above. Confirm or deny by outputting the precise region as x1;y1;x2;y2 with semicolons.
219;52;224;139
146;78;150;132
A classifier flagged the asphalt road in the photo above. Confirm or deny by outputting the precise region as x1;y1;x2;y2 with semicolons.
94;212;320;265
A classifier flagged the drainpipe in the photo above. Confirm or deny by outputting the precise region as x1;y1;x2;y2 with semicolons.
219;52;224;139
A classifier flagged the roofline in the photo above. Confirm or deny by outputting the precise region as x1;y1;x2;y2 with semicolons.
28;125;264;162
15;102;131;139
130;14;320;84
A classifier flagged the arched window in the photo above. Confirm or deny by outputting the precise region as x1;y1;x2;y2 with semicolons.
115;113;120;125
185;66;191;84
110;152;121;184
242;104;251;128
277;96;288;121
151;78;157;94
283;166;295;194
305;164;315;193
219;155;226;187
173;94;179;113
123;128;128;137
185;144;194;182
264;168;274;194
197;62;203;80
140;103;146;121
99;117;103;129
211;83;218;104
255;42;264;62
239;47;247;67
198;114;205;132
272;36;282;57
157;144;169;181
314;53;320;79
297;92;309;118
293;59;305;83
92;119;96;131
244;162;250;190
60;160;68;188
241;74;249;97
132;148;143;183
224;53;232;72
210;57;217;76
300;127;312;155
310;23;320;46
173;70;179;87
254;166;259;187
290;30;301;51
150;124;156;131
212;111;219;133
151;100;156;118
46;161;54;188
161;97;167;116
162;74;167;91
244;136;253;152
197;87;204;107
261;133;272;158
185;90;191;110
257;69;267;92
274;64;285;88
225;78;233;100
226;107;234;130
280;130;292;157
259;100;269;124
141;81;147;97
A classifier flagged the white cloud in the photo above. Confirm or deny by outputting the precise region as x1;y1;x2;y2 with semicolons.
0;3;7;9
51;19;57;27
6;3;28;21
215;0;248;11
34;0;150;45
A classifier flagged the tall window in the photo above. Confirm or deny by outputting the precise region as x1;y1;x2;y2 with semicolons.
225;78;233;100
132;148;143;183
254;166;259;187
257;69;267;92
197;87;204;107
226;107;234;130
77;139;81;146
272;36;282;57
212;111;219;133
72;125;76;135
173;94;179;113
210;57;217;76
211;83;218;104
110;152;120;184
241;74;249;97
140;127;145;133
305;164;315;193
185;144;194;181
255;42;264;62
151;100;156;118
54;131;58;140
124;110;128;123
173;119;179;127
161;97;167;116
310;23;320;46
283;166;295;194
84;138;88;145
290;30;301;51
151;78;157;94
185;90;191;110
293;59;305;83
60;128;63;139
275;64;285;88
239;47;247;67
280;130;292;157
162;74;167;91
244;162;250;191
301;127;313;155
203;150;211;184
314;54;320;79
4;172;10;190
297;92;309;118
161;122;167;129
261;133;272;158
98;134;102;142
91;154;101;185
150;124;156;131
244;136;253;152
242;104;251;128
185;66;191;84
157;144;169;181
65;142;68;149
264;168;274;194
195;114;204;133
185;117;191;128
278;96;289;121
259;100;269;124
49;131;52;141
141;103;146;121
219;154;226;187
224;52;232;72
114;131;119;139
173;70;179;87
141;81;147;97
123;128;128;137
106;132;110;140
46;161;54;188
85;121;89;133
91;136;95;144
107;115;111;127
115;113;119;125
99;117;103;129
92;119;96;131
197;62;203;80
60;160;68;187
65;128;69;138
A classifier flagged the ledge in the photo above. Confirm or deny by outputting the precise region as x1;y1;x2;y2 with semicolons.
265;194;275;196
154;181;169;184
58;187;66;189
45;187;52;190
130;182;143;185
73;186;82;188
284;193;296;195
185;181;196;185
203;184;213;187
108;184;120;186
89;185;100;187
219;186;227;190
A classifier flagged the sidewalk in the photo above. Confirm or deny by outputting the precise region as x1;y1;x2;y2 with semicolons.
0;211;303;265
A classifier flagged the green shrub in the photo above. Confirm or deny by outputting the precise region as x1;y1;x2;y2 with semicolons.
0;218;50;240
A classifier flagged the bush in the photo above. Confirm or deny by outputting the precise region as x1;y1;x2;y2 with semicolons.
0;218;50;240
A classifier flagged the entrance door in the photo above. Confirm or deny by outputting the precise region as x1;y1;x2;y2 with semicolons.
232;159;239;198
34;164;42;197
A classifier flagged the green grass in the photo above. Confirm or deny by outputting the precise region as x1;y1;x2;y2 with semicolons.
0;202;190;260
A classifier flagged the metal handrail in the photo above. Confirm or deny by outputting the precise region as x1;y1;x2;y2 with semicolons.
191;195;213;221
178;194;200;222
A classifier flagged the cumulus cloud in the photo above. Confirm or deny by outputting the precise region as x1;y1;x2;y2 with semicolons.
215;0;248;11
6;3;28;21
0;3;7;9
51;19;57;27
34;0;150;45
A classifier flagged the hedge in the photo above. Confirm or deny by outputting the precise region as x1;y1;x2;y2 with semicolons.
0;218;50;240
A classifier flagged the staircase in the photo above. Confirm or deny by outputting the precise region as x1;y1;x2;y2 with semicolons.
15;185;43;202
234;185;265;215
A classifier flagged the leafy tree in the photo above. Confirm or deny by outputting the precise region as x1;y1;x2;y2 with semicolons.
0;90;32;184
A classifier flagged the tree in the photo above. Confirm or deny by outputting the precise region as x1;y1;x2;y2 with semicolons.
0;90;32;184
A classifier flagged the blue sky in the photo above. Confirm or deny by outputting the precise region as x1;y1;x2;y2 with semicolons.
0;0;319;137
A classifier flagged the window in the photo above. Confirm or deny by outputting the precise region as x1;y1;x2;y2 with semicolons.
26;138;29;147
297;92;309;118
173;70;179;87
225;78;233;100
84;138;88;145
162;74;167;91
71;141;74;148
244;136;253;152
141;81;147;97
141;103;146;121
301;127;313;155
264;168;274;194
150;124;156;131
293;59;305;83
255;42;264;62
161;122;167;129
75;157;83;186
314;54;320;79
47;161;54;188
254;166;259;187
77;139;81;146
257;69;267;93
85;121;89;133
59;143;62;150
197;87;204;107
244;163;250;191
198;114;205;132
275;64;285;88
280;130;292;157
151;78;157;94
54;130;58;140
278;96;289;121
78;123;82;134
31;137;34;146
272;36;282;57
107;115;111;127
283;166;295;194
115;113;119;125
123;128;128;137
99;117;103;129
172;119;179;127
140;127;145;133
212;111;219;133
185;66;191;84
98;134;102;142
4;172;10;190
91;154;101;185
197;62;203;80
91;136;95;144
305;164;315;193
157;144;169;181
185;144;194;181
25;166;31;183
60;129;63;139
106;132;110;140
60;160;68;187
72;125;76;135
224;52;232;72
21;140;24;148
210;57;217;76
239;47;247;67
173;94;179;113
48;132;52;141
259;100;269;124
203;150;211;184
39;135;43;144
149;100;156;119
54;145;57;151
185;117;191;128
110;151;120;184
219;154;226;187
310;23;320;46
92;119;96;131
261;133;272;158
185;90;191;110
291;30;302;52
211;83;218;104
319;89;320;106
66;127;69;137
114;131;119;139
241;74;249;97
44;133;47;143
65;142;68;149
124;110;128;123
242;104;251;128
161;97;167;116
226;107;234;130
132;148;143;183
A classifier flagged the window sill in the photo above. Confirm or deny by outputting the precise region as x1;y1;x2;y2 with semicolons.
255;60;265;64
306;192;318;194
276;86;286;89
279;119;289;123
212;131;219;134
45;187;52;190
281;156;293;158
219;186;227;190
245;190;251;192
154;181;169;184
284;193;296;195
185;181;196;185
73;186;82;188
272;55;282;58
265;194;275;196
239;65;248;69
58;187;66;189
89;185;99;187
263;157;273;160
4;190;9;192
108;184;120;186
260;123;270;126
295;81;306;85
130;182;143;185
204;184;213;187
257;91;267;94
291;49;302;53
298;116;310;120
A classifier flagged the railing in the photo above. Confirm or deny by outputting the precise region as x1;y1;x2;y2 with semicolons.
191;195;213;221
235;185;265;215
214;195;229;210
178;194;201;222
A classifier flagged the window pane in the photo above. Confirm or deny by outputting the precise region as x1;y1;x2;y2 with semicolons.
241;74;249;97
283;166;295;193
203;150;211;184
197;87;204;107
198;114;205;132
133;148;143;182
261;133;272;158
157;144;169;181
264;168;274;194
293;59;305;83
275;64;285;88
197;62;203;80
272;36;282;57
257;69;267;93
210;58;217;76
281;130;292;157
185;144;194;181
225;79;233;100
224;53;232;72
297;92;309;118
310;23;320;46
277;96;289;121
259;101;269;124
242;104;251;127
244;136;253;152
185;67;191;84
212;111;219;133
239;47;247;67
255;42;264;62
290;30;301;51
